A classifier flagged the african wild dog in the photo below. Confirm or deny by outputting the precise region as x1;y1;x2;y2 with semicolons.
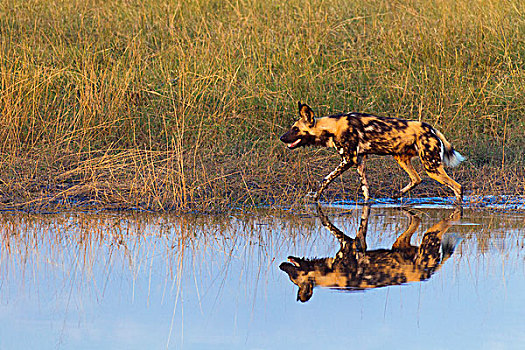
280;205;462;302
280;102;465;203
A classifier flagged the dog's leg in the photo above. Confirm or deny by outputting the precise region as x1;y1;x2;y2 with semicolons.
415;208;462;268
355;204;370;251
393;155;421;198
424;165;463;204
312;158;352;201
316;204;354;249
392;210;421;249
418;136;463;205
356;155;370;202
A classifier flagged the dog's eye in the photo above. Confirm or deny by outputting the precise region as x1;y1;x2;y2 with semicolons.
292;126;299;132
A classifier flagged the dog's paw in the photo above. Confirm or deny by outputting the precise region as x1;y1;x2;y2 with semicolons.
362;198;375;205
449;206;463;221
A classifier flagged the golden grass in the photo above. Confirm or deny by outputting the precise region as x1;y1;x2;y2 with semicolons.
0;0;524;211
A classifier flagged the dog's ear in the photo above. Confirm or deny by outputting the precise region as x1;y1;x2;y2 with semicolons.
297;282;314;302
298;102;315;127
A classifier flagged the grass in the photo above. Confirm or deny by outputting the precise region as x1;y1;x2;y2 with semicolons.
0;0;524;211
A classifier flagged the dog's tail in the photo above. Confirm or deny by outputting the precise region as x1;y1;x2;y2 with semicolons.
434;129;465;167
441;233;462;262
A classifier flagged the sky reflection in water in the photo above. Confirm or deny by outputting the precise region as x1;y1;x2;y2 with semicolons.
0;206;524;349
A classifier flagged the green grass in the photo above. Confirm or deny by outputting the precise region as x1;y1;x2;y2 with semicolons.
1;0;524;211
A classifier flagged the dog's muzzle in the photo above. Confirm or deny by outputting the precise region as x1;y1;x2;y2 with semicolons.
280;133;301;149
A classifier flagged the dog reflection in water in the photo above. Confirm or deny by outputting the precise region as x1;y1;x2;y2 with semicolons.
280;205;462;302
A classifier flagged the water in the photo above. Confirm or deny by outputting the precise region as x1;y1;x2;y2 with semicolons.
0;204;524;349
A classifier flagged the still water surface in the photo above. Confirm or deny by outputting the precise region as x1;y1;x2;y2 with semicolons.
0;205;524;349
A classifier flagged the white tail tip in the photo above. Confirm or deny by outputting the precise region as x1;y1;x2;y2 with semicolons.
445;150;465;167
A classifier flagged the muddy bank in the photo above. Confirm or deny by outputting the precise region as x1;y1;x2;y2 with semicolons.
1;150;523;212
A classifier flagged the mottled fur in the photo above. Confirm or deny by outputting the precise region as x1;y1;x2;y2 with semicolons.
280;205;462;302
280;102;464;203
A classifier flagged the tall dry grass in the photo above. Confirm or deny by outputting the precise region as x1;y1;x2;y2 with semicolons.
0;0;524;210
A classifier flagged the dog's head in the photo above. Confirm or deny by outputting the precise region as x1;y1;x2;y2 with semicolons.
279;256;315;302
279;102;317;149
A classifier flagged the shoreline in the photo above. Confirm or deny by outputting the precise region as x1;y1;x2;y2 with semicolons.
1;146;523;213
1;166;523;213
